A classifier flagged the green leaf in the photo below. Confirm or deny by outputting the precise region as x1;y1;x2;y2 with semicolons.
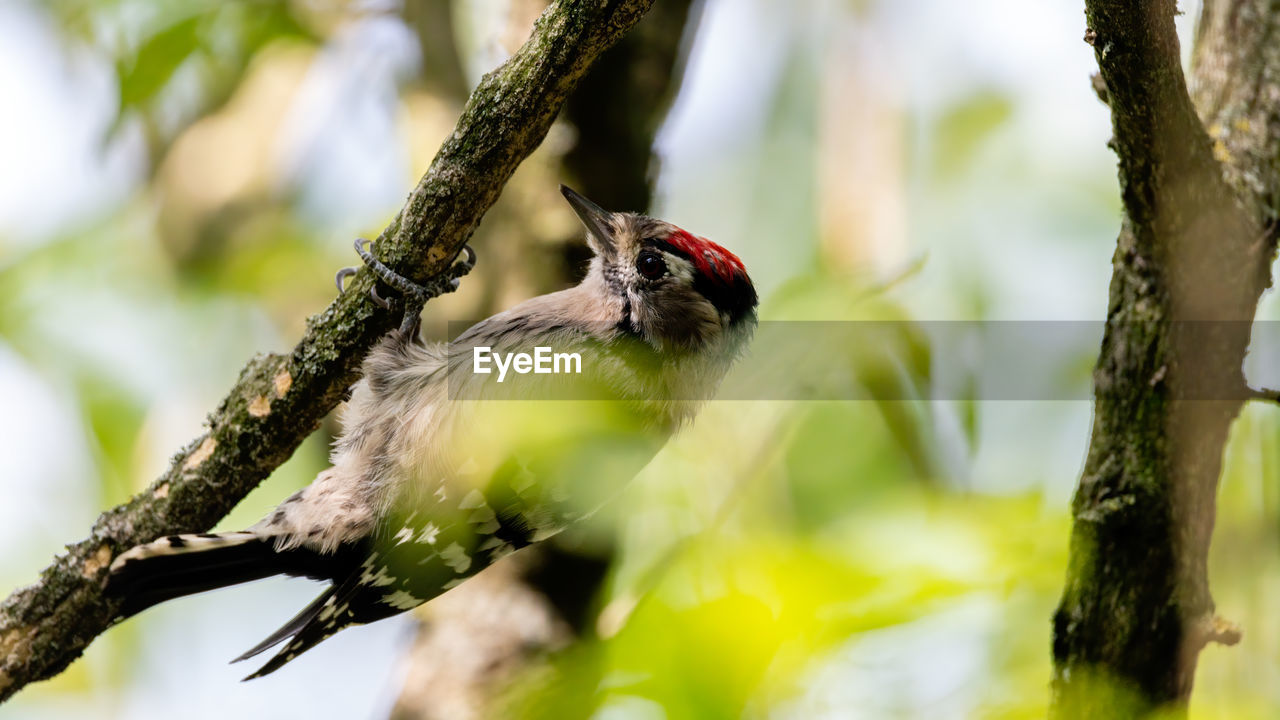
116;14;202;114
932;90;1014;179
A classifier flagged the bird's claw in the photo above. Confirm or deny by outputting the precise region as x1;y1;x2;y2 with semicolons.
369;285;393;310
335;266;358;295
339;238;477;335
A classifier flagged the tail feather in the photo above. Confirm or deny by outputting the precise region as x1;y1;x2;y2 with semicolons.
232;585;338;663
241;612;346;681
238;570;400;679
109;530;376;680
108;532;277;619
239;578;370;680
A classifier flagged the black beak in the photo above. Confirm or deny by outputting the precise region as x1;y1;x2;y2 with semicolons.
560;185;617;256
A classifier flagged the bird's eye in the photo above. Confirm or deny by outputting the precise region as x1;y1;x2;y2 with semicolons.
636;252;667;280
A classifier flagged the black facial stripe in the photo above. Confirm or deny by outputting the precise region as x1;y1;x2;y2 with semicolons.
617;294;638;335
645;238;691;261
693;273;757;325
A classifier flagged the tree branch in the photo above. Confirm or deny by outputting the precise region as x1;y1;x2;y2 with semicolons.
0;0;655;702
1053;0;1280;715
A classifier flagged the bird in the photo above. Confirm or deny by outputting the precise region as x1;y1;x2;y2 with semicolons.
106;185;758;679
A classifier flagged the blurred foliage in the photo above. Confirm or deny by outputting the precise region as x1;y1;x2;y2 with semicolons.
5;0;1280;718
113;3;303;120
51;0;315;152
931;91;1014;181
504;485;1070;718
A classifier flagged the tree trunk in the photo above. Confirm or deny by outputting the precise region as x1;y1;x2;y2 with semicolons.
1052;1;1280;715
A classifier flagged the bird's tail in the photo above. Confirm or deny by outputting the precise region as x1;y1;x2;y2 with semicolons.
107;532;285;620
233;585;347;680
107;531;367;678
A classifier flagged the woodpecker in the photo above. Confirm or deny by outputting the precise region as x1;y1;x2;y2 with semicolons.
107;186;758;679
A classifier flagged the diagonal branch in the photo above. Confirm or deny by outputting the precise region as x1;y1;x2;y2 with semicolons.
1053;0;1280;715
0;0;655;702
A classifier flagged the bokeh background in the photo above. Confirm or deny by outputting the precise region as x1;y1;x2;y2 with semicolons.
4;0;1280;717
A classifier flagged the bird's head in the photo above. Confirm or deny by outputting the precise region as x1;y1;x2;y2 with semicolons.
561;185;758;353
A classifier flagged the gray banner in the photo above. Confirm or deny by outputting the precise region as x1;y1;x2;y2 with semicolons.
442;321;1276;401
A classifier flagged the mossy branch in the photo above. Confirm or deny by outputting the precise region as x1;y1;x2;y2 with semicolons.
0;0;655;702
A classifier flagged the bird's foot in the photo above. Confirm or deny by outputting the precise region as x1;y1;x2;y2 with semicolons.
335;239;476;336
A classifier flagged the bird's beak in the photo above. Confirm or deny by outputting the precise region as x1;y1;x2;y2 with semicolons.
560;185;618;258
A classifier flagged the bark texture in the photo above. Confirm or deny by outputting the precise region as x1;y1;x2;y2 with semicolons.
1052;1;1280;715
0;0;656;702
